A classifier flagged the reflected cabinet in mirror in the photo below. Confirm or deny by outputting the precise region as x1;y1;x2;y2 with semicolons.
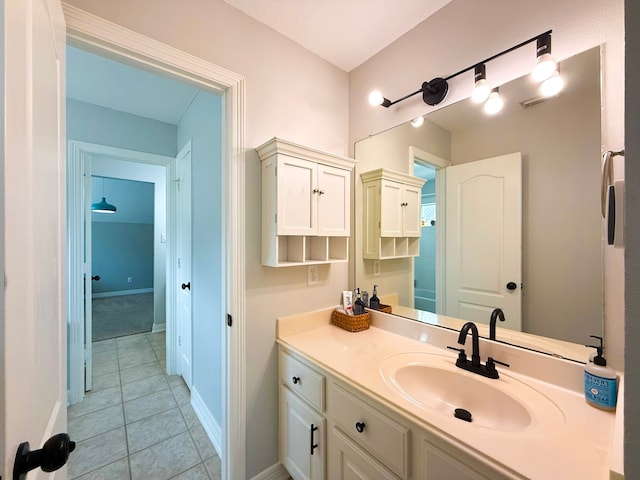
355;47;602;363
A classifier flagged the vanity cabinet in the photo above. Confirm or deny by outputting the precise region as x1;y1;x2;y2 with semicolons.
361;169;426;259
258;138;356;267
279;347;511;480
279;350;327;480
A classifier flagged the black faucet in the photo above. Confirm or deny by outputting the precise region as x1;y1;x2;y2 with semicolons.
447;321;509;379
489;308;505;340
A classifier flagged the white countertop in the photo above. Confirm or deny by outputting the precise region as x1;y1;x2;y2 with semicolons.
277;306;621;480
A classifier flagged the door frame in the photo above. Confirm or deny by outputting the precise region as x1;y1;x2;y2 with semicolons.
408;146;450;314
64;5;247;479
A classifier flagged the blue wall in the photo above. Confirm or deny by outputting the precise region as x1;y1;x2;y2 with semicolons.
177;91;224;427
91;177;155;294
67;99;177;157
92;222;154;293
415;180;436;312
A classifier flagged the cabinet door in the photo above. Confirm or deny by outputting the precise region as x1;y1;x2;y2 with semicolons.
281;387;325;480
277;155;317;235
380;179;403;237
317;164;350;236
422;439;497;480
402;184;422;237
329;428;400;480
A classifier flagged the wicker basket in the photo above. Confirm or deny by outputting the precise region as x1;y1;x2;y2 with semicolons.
331;309;371;332
378;304;392;314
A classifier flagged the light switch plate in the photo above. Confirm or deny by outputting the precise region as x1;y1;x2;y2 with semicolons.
307;265;318;285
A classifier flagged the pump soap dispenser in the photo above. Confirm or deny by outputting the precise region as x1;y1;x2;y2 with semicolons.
584;335;618;411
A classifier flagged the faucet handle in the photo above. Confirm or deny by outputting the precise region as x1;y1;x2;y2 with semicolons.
486;357;510;371
447;346;467;362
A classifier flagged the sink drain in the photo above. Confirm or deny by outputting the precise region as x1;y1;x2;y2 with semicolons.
454;408;472;422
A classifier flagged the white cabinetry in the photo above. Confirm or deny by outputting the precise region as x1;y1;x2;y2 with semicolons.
361;169;425;259
280;350;326;480
279;346;510;480
258;138;355;267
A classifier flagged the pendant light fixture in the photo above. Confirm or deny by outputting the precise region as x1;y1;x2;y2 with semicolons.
91;177;117;214
471;64;491;104
531;32;557;82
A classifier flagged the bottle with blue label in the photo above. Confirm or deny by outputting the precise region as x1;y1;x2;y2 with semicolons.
584;335;618;411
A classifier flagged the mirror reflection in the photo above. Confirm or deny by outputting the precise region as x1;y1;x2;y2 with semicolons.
355;47;602;362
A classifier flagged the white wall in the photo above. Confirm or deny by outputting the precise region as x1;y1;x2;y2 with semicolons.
176;91;224;435
64;0;350;476
349;0;625;369
625;0;640;476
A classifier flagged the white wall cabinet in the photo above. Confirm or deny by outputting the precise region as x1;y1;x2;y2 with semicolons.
279;347;511;480
258;138;355;267
361;169;425;260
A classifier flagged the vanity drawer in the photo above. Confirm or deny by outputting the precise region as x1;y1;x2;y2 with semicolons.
280;351;325;412
330;383;409;478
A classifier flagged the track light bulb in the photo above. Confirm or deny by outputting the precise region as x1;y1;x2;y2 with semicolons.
540;71;564;97
472;79;491;103
411;116;424;128
532;53;557;82
368;90;391;107
484;89;504;115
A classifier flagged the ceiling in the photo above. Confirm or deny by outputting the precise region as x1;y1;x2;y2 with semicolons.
220;0;453;72
67;1;454;123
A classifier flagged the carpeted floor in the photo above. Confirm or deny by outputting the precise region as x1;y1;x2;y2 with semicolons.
92;293;154;341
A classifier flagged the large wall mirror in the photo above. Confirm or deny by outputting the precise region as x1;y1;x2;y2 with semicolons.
354;47;602;363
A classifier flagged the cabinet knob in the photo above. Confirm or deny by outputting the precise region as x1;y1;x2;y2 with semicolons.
355;421;366;433
292;376;300;384
318;190;325;195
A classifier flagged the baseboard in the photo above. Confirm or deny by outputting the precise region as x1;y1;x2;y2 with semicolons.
249;463;290;480
191;387;223;459
92;288;153;299
152;322;166;333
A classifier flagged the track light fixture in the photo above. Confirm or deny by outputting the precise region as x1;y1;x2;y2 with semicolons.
411;116;425;127
483;88;504;115
368;30;558;111
471;64;491;103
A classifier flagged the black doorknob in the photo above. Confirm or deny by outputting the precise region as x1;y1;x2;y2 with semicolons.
91;275;100;281
506;282;518;290
181;282;191;290
355;422;366;433
14;433;76;480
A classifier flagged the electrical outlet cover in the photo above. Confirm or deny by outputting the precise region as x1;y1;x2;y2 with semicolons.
307;265;318;285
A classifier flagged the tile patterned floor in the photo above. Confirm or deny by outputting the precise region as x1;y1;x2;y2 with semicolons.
67;332;221;480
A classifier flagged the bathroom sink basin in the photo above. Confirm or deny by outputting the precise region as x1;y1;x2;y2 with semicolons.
380;353;564;432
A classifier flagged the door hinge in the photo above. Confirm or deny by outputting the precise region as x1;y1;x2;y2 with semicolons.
275;213;277;224
227;314;233;327
178;336;181;347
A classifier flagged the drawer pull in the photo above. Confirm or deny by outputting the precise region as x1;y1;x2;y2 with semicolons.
355;421;366;433
292;376;301;385
310;424;319;455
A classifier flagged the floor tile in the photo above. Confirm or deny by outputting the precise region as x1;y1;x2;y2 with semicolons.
124;389;177;424
93;357;120;377
68;427;127;479
93;349;119;364
120;362;162;385
204;455;221;480
178;402;200;429
68;386;122;419
129;431;200;480
171;463;210;480
170;382;191;405
122;374;169;402
118;350;158;370
74;457;130;480
68;404;124;442
91;372;121;392
92;339;117;354
117;343;154;359
126;407;187;454
190;425;217;461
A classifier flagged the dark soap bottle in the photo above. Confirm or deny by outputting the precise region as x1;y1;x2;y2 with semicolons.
353;288;366;315
369;285;380;310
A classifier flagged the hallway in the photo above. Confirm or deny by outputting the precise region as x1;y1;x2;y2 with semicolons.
67;332;220;479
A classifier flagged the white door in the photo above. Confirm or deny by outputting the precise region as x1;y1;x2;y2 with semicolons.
277;155;317;236
176;144;193;388
402;184;422;237
84;168;93;392
316;164;350;236
445;153;522;330
380;180;403;237
2;0;69;479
